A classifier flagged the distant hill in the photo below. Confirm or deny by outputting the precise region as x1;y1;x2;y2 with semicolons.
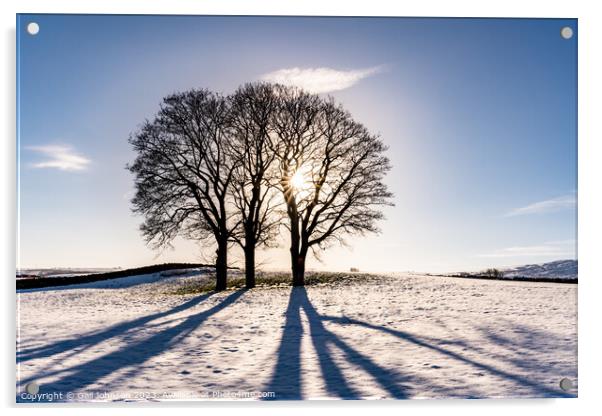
16;267;120;279
16;263;210;290
443;259;577;283
502;259;577;281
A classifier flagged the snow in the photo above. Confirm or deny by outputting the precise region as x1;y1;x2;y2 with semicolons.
16;271;577;401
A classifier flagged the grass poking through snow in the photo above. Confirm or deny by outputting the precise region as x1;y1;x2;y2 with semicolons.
171;271;379;295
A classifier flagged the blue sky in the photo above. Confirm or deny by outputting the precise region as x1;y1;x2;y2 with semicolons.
17;15;577;272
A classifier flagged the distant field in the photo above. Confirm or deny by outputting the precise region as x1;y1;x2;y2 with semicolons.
16;267;119;279
436;259;578;284
16;263;211;290
438;273;577;284
17;259;578;290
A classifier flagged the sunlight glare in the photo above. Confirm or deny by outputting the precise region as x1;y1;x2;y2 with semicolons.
290;168;310;191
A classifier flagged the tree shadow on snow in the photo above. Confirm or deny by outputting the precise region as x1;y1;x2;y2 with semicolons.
266;287;574;400
265;287;413;400
18;292;216;364
322;316;575;398
17;290;245;398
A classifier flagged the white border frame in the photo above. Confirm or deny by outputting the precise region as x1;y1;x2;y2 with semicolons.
2;1;600;415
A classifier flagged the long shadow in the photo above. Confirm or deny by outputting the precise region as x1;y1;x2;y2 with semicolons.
472;321;577;385
18;290;245;396
265;287;410;400
322;315;574;398
264;286;304;399
18;292;215;363
266;287;573;399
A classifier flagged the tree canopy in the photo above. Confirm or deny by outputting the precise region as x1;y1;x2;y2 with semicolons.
128;83;393;290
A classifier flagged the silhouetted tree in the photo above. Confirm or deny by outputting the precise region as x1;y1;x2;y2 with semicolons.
483;268;504;279
227;83;281;288
269;86;393;285
128;89;237;291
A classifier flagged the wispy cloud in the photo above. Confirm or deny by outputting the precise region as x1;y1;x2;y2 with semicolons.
504;194;576;217
479;239;576;258
27;145;91;171
260;66;384;93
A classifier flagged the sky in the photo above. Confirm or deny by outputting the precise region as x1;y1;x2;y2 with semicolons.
17;15;577;273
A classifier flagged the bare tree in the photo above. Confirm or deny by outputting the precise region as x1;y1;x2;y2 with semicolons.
227;83;281;288
128;89;237;291
270;86;394;285
483;268;504;279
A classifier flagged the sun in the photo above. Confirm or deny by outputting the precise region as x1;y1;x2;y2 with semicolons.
290;168;311;191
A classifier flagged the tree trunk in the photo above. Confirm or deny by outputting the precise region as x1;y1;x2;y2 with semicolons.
284;171;305;286
244;241;256;289
215;238;228;291
292;253;306;286
289;219;304;286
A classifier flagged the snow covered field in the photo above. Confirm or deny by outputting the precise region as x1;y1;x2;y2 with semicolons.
16;271;577;401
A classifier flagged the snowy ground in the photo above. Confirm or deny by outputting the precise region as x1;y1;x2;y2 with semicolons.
16;271;577;401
